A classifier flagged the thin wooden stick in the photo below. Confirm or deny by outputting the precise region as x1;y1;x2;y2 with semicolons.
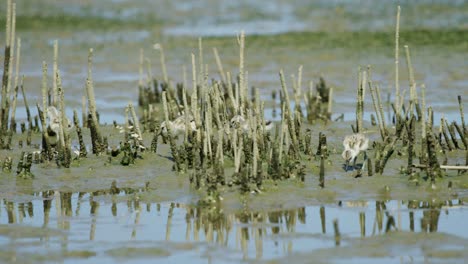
1;0;13;131
297;65;303;99
413;164;468;170
52;40;58;107
153;43;168;84
81;95;87;128
421;84;427;138
238;30;245;111
327;87;333;115
6;2;15;99
291;74;301;112
86;48;102;143
404;45;416;102
369;81;385;140
394;6;401;117
213;47;226;84
129;103;143;142
279;69;298;148
375;84;386;130
145;57;153;86
9;80;18;132
57;70;66;148
41;61;48;125
226;71;238;113
198;38;204;90
404;45;418;121
182;85;189;143
356;69;365;133
458;95;466;136
138;48;144;87
20;77;32;129
9;37;20;131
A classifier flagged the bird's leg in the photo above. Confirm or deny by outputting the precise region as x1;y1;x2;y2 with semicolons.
345;159;350;171
352;156;357;170
360;151;368;172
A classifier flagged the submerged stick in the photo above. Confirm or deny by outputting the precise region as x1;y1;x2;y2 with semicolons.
360;212;366;237
333;219;340;246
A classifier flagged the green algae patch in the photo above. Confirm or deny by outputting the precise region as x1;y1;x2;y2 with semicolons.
269;231;468;264
0;14;151;31
106;246;171;259
0;225;64;239
64;250;97;259
242;29;468;51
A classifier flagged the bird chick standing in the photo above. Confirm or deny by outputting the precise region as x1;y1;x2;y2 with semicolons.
230;115;274;133
46;106;73;146
342;133;369;171
160;114;196;138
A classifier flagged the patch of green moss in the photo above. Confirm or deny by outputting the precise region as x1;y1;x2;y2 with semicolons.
106;247;171;258
204;29;468;51
1;14;160;31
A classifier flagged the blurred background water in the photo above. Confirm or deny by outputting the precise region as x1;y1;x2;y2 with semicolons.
0;1;467;263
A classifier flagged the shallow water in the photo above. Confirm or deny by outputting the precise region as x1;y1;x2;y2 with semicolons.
1;192;466;263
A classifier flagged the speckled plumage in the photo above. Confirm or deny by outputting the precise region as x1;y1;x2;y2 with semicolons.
160;114;196;137
230;115;274;133
342;133;369;171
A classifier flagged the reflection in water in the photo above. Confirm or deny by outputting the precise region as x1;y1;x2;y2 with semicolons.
0;193;466;261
